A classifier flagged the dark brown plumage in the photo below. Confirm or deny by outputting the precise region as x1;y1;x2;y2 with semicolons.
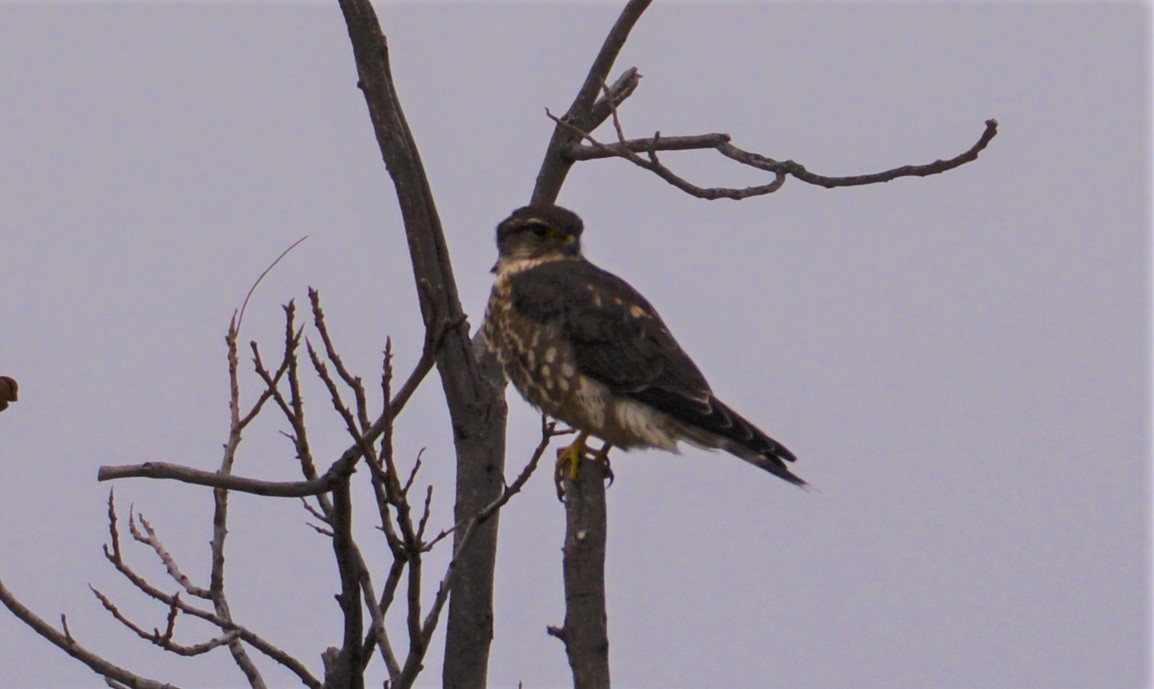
484;205;804;487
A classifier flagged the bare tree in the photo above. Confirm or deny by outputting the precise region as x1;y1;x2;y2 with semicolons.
0;2;995;689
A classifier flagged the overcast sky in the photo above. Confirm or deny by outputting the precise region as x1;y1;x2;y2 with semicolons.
1;3;1149;688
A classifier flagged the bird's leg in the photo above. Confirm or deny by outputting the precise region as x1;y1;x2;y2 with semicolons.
590;440;615;488
554;431;590;500
555;434;617;500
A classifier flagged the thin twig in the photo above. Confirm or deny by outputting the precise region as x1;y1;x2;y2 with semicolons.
0;579;181;689
90;587;239;657
128;510;210;599
210;320;267;689
425;419;560;553
99;493;319;686
235;236;308;334
309;288;370;431
243;304;301;430
394;420;557;687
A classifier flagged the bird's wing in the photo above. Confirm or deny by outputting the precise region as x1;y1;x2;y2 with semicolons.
509;259;711;401
511;259;801;481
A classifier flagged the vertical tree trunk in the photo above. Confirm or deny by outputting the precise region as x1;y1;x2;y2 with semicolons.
336;3;508;689
554;463;611;689
442;340;508;689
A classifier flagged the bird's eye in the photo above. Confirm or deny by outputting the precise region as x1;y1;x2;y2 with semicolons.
529;223;551;238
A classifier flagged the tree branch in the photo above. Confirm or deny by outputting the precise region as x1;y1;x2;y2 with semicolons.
323;478;364;689
547;458;611;689
531;0;653;204
392;419;554;689
0;579;182;689
127;509;210;599
564;132;732;161
731;118;999;188
96;462;345;497
211;321;268;689
89;587;240;657
333;4;512;689
104;490;322;687
585;67;642;133
557;98;998;198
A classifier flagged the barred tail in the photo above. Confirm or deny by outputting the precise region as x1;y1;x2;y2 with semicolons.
709;398;807;488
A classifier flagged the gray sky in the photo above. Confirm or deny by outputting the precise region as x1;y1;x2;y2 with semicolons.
1;3;1149;688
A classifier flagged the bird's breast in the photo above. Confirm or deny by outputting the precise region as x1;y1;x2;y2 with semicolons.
484;280;579;417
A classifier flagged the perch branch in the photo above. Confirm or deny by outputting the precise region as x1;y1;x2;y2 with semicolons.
548;451;611;689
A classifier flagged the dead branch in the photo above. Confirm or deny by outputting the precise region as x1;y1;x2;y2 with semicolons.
128;509;210;599
323;478;364;689
211;320;268;689
334;4;513;688
96;462;345;497
557;90;998;199
551;107;785;200
0;578;183;689
307;288;369;431
89;587;239;657
564;131;732;160
532;0;653;204
547;453;611;689
102;493;321;688
586;67;642;133
392;418;555;689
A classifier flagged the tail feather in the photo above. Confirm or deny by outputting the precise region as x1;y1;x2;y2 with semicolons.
674;395;807;488
706;397;807;484
628;386;806;488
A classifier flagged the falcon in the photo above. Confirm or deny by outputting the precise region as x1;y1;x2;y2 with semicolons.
484;204;806;494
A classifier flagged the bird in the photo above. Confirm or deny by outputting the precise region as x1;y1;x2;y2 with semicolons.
0;376;18;412
483;204;805;496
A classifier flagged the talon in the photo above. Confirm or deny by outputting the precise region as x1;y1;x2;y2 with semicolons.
554;432;589;501
555;435;616;500
592;442;614;488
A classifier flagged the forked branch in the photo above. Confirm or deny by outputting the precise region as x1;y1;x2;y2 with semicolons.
0;578;182;689
551;89;998;200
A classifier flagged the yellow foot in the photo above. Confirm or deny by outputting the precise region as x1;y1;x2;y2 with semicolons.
554;432;615;500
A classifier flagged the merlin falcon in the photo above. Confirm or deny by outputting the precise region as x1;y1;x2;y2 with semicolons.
484;204;806;492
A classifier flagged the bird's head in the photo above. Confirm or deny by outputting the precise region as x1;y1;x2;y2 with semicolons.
493;205;584;274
